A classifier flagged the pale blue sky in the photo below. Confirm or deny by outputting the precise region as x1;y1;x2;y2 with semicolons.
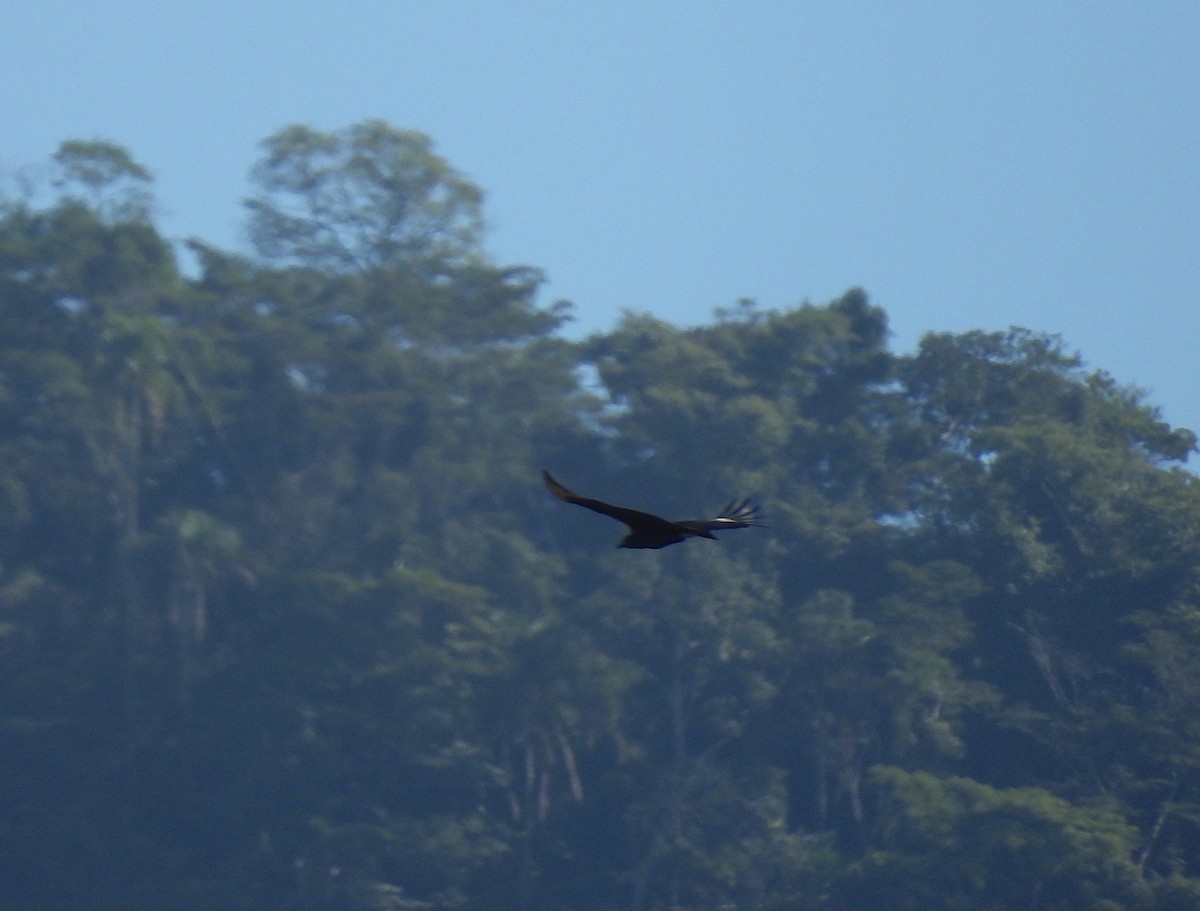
5;1;1199;443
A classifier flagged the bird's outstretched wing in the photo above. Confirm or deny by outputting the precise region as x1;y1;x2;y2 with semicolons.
677;498;766;534
542;470;669;528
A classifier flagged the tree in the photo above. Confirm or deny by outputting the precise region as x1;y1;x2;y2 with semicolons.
779;562;995;847
245;120;484;272
838;768;1147;911
7;129;1200;909
52;139;154;223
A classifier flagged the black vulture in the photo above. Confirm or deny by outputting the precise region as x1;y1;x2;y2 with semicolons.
543;470;764;549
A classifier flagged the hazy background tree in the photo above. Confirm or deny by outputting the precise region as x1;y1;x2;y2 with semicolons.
2;124;1198;910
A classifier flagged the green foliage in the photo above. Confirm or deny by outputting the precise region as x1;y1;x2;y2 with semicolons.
52;138;154;222
2;125;1199;910
245;120;484;272
843;768;1145;910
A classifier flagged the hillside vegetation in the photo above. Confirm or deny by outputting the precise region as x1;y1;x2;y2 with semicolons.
2;123;1198;910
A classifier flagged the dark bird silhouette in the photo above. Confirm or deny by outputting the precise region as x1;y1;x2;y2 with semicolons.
543;470;764;549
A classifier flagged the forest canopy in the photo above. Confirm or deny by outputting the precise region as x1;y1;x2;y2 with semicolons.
1;122;1199;911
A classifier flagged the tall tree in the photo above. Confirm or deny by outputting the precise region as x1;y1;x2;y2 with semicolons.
245;120;483;273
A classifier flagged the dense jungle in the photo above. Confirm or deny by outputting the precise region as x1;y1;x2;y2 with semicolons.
2;122;1199;910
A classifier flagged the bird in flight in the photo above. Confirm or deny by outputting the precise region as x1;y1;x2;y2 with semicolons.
543;470;764;549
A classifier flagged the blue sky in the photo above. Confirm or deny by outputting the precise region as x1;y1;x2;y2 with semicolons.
5;1;1199;444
